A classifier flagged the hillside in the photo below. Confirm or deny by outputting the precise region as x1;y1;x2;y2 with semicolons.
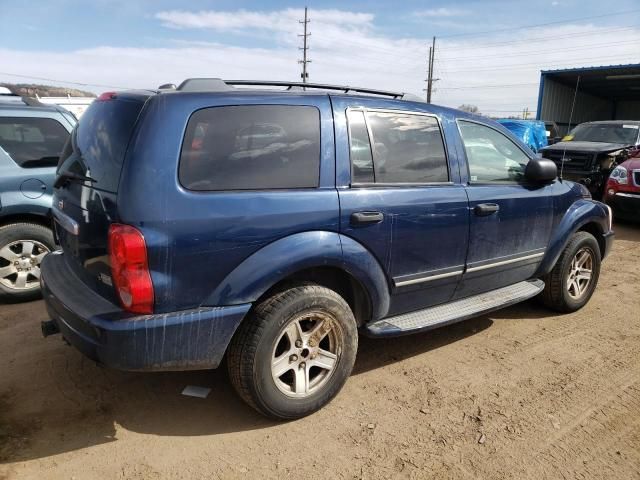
0;83;95;97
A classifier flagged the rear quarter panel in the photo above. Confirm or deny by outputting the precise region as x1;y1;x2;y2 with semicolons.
0;109;73;222
118;93;341;312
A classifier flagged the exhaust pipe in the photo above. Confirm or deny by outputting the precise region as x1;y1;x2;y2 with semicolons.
41;320;60;337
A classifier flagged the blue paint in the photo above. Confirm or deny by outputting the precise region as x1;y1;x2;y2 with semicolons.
41;86;614;370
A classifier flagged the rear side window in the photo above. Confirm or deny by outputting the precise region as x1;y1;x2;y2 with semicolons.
179;105;321;191
0;117;69;168
64;97;144;192
346;110;449;184
347;110;374;183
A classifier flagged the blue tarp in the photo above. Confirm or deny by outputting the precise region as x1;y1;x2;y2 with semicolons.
497;119;548;152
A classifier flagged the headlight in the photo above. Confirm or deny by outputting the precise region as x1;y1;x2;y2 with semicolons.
610;165;628;184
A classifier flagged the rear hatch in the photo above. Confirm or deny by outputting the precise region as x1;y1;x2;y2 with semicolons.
53;92;148;302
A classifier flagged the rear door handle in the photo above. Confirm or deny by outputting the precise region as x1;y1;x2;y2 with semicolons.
350;211;384;226
474;203;500;216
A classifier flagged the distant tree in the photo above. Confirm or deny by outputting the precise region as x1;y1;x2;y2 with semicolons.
458;104;480;115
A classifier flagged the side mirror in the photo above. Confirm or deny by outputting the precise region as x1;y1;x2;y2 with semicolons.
525;157;557;183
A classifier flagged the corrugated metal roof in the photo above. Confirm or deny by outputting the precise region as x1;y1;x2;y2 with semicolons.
540;63;640;102
541;63;640;74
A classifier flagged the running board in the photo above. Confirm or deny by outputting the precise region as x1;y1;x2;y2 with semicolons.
365;279;545;337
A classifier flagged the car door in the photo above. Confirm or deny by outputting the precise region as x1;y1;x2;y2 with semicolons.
332;96;469;317
454;119;555;299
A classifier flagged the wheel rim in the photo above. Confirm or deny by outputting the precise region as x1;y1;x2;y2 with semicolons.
271;311;343;398
566;247;594;300
0;240;50;291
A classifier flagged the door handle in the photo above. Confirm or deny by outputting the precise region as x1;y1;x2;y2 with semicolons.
350;211;384;226
474;203;500;216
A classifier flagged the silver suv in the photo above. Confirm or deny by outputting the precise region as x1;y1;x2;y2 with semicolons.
0;91;75;301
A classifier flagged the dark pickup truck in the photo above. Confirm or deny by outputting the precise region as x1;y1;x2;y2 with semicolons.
540;120;640;198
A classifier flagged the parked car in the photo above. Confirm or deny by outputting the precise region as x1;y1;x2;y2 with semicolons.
496;119;548;153
41;80;613;419
603;147;640;221
0;93;75;301
540;120;640;198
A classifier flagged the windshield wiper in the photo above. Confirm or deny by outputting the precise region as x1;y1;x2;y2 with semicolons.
54;171;97;189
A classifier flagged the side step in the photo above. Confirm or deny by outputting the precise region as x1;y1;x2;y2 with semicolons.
365;279;545;337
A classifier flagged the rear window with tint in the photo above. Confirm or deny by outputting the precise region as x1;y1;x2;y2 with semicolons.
0;117;69;168
367;112;448;184
179;105;321;191
61;97;144;192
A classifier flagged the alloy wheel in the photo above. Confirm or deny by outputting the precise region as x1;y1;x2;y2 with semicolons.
566;247;594;300
271;311;343;398
0;240;50;290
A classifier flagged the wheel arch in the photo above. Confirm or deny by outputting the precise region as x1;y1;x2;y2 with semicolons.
0;212;53;230
536;200;609;277
204;231;391;322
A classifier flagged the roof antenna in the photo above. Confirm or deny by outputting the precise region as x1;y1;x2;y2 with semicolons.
560;75;581;181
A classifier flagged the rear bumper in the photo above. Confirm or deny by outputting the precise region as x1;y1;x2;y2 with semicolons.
41;251;250;371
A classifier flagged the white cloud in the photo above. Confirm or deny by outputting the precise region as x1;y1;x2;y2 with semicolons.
155;8;374;33
1;9;639;117
414;8;471;18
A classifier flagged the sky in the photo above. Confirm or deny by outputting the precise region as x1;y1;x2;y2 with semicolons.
1;0;639;116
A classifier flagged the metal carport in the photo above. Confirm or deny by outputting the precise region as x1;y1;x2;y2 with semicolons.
536;63;640;135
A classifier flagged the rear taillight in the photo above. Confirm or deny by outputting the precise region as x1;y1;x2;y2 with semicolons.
108;224;154;314
97;91;117;102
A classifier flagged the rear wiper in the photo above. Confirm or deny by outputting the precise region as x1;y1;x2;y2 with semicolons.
54;171;97;188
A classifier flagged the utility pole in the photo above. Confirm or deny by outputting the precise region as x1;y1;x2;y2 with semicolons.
425;36;438;103
298;7;311;84
424;46;432;101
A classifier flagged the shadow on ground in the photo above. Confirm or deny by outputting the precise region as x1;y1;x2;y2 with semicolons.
6;221;638;463
1;298;561;464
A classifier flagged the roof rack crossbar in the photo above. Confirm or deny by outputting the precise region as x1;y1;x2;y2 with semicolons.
225;80;405;99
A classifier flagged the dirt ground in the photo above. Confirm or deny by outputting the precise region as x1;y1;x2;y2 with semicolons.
1;224;639;480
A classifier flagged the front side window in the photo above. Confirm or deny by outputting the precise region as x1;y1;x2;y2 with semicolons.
179;105;321;191
458;121;530;183
0;117;69;168
346;110;448;185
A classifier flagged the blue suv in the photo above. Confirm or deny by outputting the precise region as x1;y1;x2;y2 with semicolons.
0;93;75;301
41;80;614;419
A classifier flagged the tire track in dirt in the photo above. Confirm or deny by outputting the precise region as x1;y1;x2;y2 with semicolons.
531;381;640;479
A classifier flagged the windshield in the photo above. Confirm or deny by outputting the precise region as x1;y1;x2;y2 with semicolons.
568;123;639;144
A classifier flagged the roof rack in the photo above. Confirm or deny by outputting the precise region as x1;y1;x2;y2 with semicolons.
173;78;418;100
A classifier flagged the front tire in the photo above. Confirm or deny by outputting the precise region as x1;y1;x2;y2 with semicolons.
227;284;358;420
0;223;54;302
540;231;601;312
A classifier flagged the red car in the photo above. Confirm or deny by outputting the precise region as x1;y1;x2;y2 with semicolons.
604;149;640;221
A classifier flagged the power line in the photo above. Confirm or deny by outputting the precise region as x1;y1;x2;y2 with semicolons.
437;25;640;51
437;7;640;38
439;38;640;61
436;53;640;74
0;71;130;90
298;7;311;83
439;82;538;90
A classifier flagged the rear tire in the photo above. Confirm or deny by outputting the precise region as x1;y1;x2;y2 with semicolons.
0;222;54;302
227;283;358;420
540;231;601;313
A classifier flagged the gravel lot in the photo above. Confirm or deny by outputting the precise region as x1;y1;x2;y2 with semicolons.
1;223;639;480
